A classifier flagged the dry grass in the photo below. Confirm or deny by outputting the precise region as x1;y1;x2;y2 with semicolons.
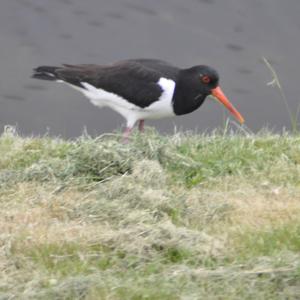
0;128;300;299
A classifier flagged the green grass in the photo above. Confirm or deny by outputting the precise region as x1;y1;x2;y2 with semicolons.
1;127;300;299
235;223;300;259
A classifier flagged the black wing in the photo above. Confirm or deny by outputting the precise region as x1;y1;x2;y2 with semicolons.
33;60;179;108
126;59;179;80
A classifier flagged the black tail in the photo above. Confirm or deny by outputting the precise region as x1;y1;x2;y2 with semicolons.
32;66;61;81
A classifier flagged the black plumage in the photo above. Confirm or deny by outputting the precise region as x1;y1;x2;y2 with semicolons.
33;59;177;108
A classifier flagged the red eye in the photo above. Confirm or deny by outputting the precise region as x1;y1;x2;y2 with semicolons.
202;75;211;84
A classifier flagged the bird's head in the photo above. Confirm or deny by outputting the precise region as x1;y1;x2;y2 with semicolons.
185;65;244;124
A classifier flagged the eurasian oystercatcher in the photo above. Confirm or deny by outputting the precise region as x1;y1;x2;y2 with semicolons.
32;59;244;141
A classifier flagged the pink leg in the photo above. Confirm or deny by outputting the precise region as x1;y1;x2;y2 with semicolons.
122;127;132;144
138;120;145;132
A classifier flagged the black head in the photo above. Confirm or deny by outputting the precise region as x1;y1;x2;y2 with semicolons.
184;65;220;94
174;65;244;123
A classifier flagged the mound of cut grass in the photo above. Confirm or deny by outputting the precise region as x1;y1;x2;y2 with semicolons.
0;126;300;299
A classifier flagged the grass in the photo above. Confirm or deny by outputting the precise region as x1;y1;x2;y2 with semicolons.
263;57;300;133
0;126;300;299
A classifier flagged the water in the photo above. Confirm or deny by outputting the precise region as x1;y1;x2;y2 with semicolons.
0;0;300;137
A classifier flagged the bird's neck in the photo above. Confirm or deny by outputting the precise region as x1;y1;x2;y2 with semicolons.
172;74;207;116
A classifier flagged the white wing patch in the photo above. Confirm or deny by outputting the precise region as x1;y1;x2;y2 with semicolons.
61;77;176;127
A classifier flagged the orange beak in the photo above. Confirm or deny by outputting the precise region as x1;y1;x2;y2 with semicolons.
211;86;244;124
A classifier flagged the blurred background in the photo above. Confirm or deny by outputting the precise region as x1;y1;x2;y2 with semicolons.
0;0;299;137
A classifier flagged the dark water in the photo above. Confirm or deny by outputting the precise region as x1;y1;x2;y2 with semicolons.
0;0;300;137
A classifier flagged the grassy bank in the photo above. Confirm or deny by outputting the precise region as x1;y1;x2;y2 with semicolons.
0;126;300;299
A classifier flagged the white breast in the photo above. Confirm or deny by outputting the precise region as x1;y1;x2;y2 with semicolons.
144;77;176;119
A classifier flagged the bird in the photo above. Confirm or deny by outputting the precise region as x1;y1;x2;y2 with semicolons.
32;58;244;142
